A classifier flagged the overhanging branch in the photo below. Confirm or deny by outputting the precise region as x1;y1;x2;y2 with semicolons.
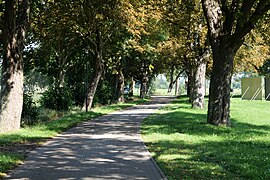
222;0;239;34
168;69;185;93
235;0;257;33
233;1;270;44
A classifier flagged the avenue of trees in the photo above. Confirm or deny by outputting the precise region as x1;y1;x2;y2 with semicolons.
0;0;269;132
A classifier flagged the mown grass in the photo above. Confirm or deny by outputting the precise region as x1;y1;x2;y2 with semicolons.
0;98;147;177
0;153;23;177
142;97;270;179
153;89;170;96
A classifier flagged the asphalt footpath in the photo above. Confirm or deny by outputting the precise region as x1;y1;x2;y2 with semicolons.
6;96;174;180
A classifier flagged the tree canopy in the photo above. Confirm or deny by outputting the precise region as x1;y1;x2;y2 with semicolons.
0;0;269;132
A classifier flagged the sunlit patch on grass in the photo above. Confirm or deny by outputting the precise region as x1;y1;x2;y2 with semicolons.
0;153;23;177
142;97;270;179
159;154;192;161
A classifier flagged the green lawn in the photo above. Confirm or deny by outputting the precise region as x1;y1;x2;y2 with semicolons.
142;97;270;179
153;89;171;96
0;98;147;177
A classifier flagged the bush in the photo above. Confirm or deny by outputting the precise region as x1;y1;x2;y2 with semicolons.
71;84;85;108
94;80;113;106
21;92;39;126
40;87;73;111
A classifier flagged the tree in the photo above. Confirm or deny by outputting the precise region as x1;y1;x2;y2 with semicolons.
75;0;122;110
157;0;210;108
32;0;122;110
26;1;85;110
202;0;270;126
119;0;165;99
0;0;30;132
32;1;82;89
155;38;184;94
179;2;210;109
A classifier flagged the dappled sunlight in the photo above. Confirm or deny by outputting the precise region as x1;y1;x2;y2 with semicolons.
142;97;270;179
5;96;173;179
6;127;155;179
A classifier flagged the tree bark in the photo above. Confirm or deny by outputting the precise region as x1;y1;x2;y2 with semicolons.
191;62;206;109
140;75;148;99
114;69;125;103
205;37;242;126
128;78;135;97
0;0;30;133
56;68;66;88
190;49;210;109
167;66;174;93
187;67;194;101
207;41;238;126
202;0;270;126
84;29;104;110
86;69;102;109
175;77;179;96
168;69;184;94
55;53;69;88
184;55;192;98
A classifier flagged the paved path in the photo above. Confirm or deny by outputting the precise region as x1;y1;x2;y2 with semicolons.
6;96;173;180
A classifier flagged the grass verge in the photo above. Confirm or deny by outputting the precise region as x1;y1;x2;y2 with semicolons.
141;97;270;179
0;97;147;177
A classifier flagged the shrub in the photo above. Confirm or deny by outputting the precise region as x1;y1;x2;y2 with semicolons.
40;86;73;111
21;92;39;126
94;80;113;106
71;84;85;108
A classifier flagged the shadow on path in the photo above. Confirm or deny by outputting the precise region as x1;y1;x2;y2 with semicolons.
5;96;174;180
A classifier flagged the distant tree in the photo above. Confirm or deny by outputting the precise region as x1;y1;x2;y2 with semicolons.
120;0;164;99
157;0;210;108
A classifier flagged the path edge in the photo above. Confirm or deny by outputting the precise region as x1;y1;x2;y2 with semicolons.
139;126;168;180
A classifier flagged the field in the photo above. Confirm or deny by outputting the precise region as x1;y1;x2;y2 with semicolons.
142;97;270;179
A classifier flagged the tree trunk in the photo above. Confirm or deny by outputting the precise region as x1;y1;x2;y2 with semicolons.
175;77;179;96
191;62;206;109
187;68;194;101
86;70;102;109
183;56;191;97
147;76;153;97
168;69;184;94
140;75;148;99
128;78;135;97
0;0;29;133
55;54;69;88
202;0;270;126
115;69;125;103
167;66;174;93
190;49;210;109
112;74;119;102
84;29;104;110
56;68;66;88
207;42;238;126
